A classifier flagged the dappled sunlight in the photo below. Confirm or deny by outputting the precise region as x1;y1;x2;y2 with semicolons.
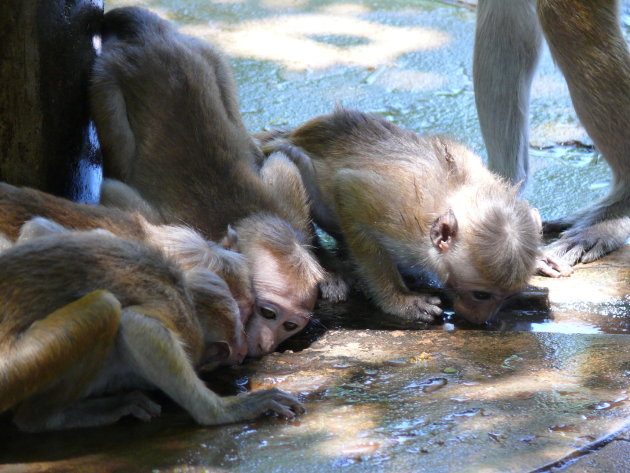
262;0;310;8
372;69;446;92
319;3;371;15
532;73;570;99
181;14;450;70
530;122;589;147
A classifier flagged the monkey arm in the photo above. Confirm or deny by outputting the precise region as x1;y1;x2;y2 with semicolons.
89;54;137;181
259;151;313;238
118;306;304;425
99;178;164;224
1;291;122;431
333;170;442;324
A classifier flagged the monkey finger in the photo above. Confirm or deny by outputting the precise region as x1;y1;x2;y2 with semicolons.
266;401;301;419
536;254;573;278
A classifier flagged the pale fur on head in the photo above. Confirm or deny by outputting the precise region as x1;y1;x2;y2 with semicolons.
450;181;541;290
142;221;248;278
234;213;324;301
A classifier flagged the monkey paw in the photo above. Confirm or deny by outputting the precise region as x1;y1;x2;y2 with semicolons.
234;388;306;422
319;272;350;302
545;217;630;266
536;253;573;278
383;294;443;324
120;391;162;422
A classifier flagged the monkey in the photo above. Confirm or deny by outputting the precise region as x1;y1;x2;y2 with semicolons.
0;225;305;432
0;181;253;362
16;216;248;369
260;108;545;325
90;7;324;357
473;0;630;268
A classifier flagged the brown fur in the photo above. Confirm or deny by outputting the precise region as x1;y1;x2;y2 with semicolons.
0;181;253;345
0;229;304;432
90;7;323;356
261;108;542;325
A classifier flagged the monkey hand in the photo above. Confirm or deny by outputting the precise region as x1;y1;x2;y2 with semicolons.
319;272;350;302
536;252;573;278
380;293;443;324
225;388;306;422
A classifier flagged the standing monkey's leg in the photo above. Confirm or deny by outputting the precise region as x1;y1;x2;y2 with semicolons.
538;0;630;263
473;0;542;184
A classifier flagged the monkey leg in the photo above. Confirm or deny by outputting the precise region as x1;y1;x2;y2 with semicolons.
117;306;305;425
473;0;542;183
89;54;137;181
0;291;122;431
538;0;630;264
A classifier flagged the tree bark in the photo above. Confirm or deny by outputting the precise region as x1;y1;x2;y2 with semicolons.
0;0;103;202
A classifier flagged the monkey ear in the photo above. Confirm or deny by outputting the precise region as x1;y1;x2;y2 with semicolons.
430;209;458;253
203;340;232;363
220;225;239;251
530;207;543;233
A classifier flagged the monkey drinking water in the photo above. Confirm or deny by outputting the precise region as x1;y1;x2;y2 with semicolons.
261;108;544;325
0;225;304;432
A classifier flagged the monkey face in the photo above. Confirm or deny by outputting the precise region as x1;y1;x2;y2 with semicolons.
445;270;519;325
245;277;318;358
450;288;517;324
245;302;313;358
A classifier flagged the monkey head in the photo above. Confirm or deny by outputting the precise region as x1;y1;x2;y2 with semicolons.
431;202;541;324
185;267;248;366
222;216;324;357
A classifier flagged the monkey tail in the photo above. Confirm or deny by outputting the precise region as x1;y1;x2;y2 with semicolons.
0;291;121;414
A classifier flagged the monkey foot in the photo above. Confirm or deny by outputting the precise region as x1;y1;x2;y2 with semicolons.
544;217;630;266
120;391;162;422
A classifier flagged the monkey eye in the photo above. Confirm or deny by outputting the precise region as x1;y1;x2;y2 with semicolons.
472;291;492;301
283;321;299;332
259;306;277;320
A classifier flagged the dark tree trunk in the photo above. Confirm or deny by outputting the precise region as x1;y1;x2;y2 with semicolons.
0;0;103;203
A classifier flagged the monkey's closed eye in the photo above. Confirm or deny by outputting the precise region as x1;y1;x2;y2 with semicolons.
472;291;492;301
259;306;277;320
283;321;299;332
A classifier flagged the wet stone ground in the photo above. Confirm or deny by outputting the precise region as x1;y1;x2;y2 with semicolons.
1;0;629;472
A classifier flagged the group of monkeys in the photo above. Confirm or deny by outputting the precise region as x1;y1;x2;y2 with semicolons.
1;2;627;432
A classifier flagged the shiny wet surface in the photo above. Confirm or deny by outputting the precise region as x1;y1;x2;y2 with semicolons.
2;328;629;472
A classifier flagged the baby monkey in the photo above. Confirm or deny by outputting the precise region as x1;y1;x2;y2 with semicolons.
261;108;545;325
0;221;304;432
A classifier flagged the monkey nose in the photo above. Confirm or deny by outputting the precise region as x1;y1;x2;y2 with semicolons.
235;349;247;364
